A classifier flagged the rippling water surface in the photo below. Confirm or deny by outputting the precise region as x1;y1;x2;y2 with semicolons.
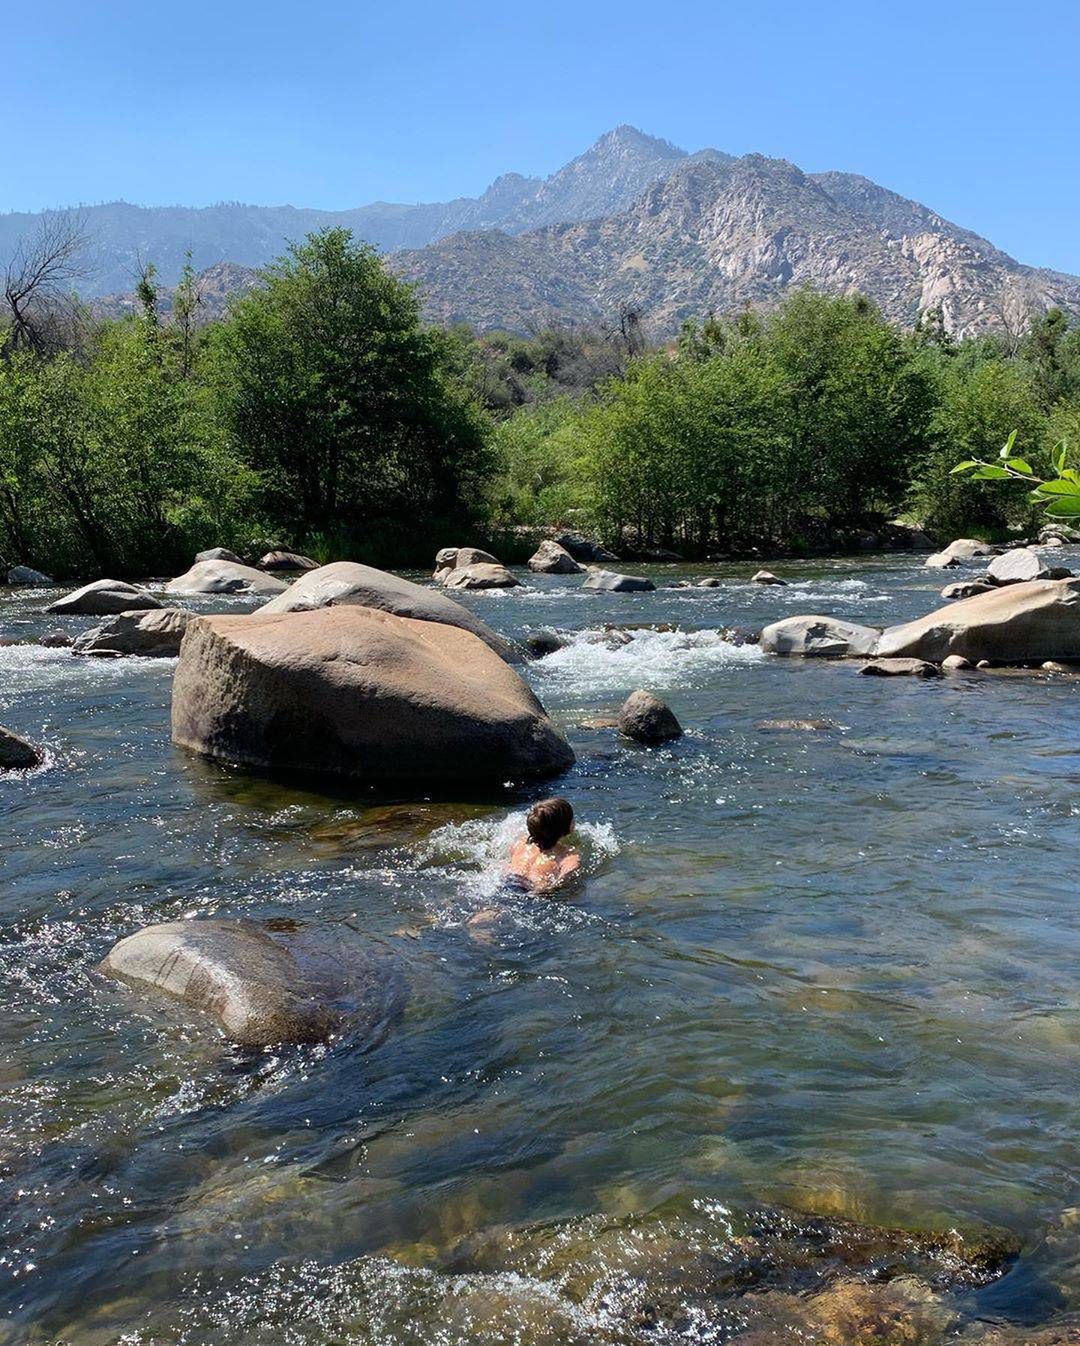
2;556;1080;1344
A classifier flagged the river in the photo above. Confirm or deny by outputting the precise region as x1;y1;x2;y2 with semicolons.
2;555;1079;1344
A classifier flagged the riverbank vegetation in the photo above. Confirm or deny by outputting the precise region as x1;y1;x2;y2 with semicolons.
1;225;1078;576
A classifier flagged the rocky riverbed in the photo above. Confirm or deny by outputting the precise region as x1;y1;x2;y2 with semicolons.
2;552;1080;1344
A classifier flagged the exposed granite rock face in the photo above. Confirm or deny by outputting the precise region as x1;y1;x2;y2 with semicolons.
396;152;1080;339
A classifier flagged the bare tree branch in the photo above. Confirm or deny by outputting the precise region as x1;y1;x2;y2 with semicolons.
2;211;91;357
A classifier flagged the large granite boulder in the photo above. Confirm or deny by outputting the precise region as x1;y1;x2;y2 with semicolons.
986;547;1064;586
0;725;42;769
583;567;655;593
171;607;574;784
876;578;1080;663
760;615;880;657
7;565;53;586
165;560;288;596
73;607;194;658
617;690;682;744
100;918;402;1047
441;562;520;590
528;540;584;574
258;560;521;662
46;579;162;615
258;549;319;572
924;538;998;568
433;545;498;573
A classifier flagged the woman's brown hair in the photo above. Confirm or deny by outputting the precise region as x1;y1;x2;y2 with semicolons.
526;797;574;851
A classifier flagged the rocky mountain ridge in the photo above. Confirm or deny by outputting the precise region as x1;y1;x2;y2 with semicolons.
36;125;1080;338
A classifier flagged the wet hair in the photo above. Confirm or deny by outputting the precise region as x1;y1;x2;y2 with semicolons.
526;797;574;851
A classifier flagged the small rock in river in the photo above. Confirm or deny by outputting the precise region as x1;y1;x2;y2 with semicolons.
859;658;942;678
617;690;683;744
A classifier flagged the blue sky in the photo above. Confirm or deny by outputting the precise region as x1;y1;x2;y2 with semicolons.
11;0;1080;271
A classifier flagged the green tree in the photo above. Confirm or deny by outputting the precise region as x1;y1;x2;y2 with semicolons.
205;228;491;548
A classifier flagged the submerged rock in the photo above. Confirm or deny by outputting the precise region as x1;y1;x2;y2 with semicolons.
100;918;403;1047
755;718;842;731
761;615;880;657
877;579;1080;664
859;657;942;678
38;629;72;648
171;607;574;784
583;567;656;593
165;559;288;596
942;654;973;671
618;689;683;744
697;577;722;587
528;540;584;574
46;579;162;615
0;725;42;769
73;607;194;658
751;569;787;585
525;629;568;658
258;549;319;572
259;560;521;662
7;565;53;585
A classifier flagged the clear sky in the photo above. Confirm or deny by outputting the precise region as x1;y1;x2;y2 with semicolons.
10;0;1080;271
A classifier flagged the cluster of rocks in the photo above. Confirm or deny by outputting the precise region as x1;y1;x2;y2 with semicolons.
763;576;1080;673
433;546;520;590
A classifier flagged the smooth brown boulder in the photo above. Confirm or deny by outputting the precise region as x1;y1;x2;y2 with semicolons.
258;549;319;572
166;560;288;596
527;540;584;575
46;579;162;615
171;607;574;784
876;579;1080;664
617;690;683;744
0;725;42;769
441;562;520;590
258;560;520;662
100;918;402;1047
859;658;942;678
73;608;194;657
760;615;880;658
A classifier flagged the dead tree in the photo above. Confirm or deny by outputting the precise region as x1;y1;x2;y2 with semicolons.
2;211;89;357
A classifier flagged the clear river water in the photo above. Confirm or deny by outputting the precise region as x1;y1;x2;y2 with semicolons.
2;554;1079;1345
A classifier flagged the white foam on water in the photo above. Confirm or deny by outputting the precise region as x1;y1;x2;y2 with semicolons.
531;626;763;696
0;642;175;697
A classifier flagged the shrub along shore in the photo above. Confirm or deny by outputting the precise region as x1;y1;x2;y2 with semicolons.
2;227;1079;580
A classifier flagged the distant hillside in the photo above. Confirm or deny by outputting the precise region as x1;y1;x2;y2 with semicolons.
4;127;689;297
20;125;1080;339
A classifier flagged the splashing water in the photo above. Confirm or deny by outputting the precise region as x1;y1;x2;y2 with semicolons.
531;627;762;696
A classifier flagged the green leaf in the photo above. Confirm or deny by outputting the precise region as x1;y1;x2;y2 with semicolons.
1043;496;1080;518
970;465;1013;479
1004;458;1034;475
950;460;982;474
1053;439;1069;475
1033;478;1080;496
999;429;1018;459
